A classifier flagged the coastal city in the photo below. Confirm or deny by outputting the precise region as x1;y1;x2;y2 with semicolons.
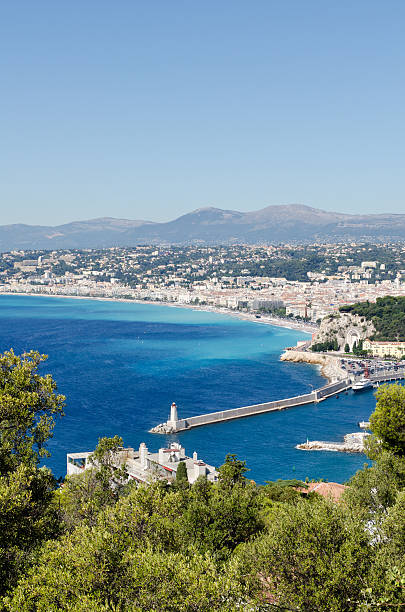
2;1;405;607
1;243;405;325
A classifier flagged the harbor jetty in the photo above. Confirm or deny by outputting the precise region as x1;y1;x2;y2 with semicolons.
150;363;405;435
296;432;370;453
149;379;351;434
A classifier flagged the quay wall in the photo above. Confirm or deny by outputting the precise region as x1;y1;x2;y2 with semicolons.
370;372;405;384
176;379;350;431
151;370;405;434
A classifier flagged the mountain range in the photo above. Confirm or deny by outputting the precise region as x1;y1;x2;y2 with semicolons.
1;204;405;251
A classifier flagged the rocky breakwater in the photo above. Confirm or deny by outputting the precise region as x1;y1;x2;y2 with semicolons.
280;350;346;382
297;432;370;453
149;422;177;434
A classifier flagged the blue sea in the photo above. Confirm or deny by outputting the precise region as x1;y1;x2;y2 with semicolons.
0;294;375;483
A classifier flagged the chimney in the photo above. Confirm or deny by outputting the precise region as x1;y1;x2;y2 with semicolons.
158;447;166;465
139;443;148;469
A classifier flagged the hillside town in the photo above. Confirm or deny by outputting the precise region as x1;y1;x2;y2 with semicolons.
1;243;405;324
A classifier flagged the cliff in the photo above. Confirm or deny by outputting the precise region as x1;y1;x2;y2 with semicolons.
311;312;375;352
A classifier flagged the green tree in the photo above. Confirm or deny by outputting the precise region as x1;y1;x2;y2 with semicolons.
218;454;248;487
0;464;60;595
4;538;246;611
0;349;65;475
175;460;188;483
0;349;65;596
178;478;264;559
370;384;405;456
237;497;373;611
89;435;128;493
261;479;307;505
343;451;405;521
59;468;109;530
360;490;405;610
59;436;128;529
344;343;350;353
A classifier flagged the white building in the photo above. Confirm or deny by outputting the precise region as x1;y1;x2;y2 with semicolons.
67;441;219;485
363;338;405;359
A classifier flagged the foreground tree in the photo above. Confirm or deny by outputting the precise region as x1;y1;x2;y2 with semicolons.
89;435;128;495
360;490;405;610
238;496;373;611
4;481;250;611
344;451;405;521
0;349;65;596
0;464;59;591
218;453;249;488
59;436;128;529
178;475;264;559
0;349;65;475
4;539;247;612
175;459;188;483
370;384;405;456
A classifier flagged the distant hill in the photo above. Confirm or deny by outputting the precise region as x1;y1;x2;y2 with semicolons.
2;205;405;251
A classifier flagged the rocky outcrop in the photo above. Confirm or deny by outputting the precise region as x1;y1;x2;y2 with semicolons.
149;423;177;434
296;432;370;453
280;350;346;382
312;312;375;351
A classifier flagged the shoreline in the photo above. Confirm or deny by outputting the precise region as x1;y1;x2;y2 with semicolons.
280;349;346;383
0;290;317;335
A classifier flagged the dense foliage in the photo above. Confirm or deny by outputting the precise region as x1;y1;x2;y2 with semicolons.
0;350;404;610
0;350;65;592
340;296;405;341
311;339;339;352
370;385;405;456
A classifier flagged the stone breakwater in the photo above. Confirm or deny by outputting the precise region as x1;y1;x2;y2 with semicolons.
280;350;346;382
150;379;351;434
150;423;177;434
297;432;370;453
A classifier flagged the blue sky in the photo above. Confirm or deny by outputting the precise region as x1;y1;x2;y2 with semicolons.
1;1;404;225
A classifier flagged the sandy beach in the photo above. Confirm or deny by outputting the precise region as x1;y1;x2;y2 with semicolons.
0;289;317;335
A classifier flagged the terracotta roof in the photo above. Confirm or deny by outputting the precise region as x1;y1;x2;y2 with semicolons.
297;482;347;502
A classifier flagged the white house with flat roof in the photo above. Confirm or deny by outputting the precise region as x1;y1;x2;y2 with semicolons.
66;441;218;485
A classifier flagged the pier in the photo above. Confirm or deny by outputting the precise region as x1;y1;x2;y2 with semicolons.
150;379;350;434
150;367;405;434
370;370;405;384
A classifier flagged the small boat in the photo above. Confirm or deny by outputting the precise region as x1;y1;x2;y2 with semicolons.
352;378;373;392
358;421;370;429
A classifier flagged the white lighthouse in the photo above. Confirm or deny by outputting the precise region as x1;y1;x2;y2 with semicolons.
167;402;179;430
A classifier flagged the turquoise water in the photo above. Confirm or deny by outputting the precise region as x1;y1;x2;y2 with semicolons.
0;295;373;483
